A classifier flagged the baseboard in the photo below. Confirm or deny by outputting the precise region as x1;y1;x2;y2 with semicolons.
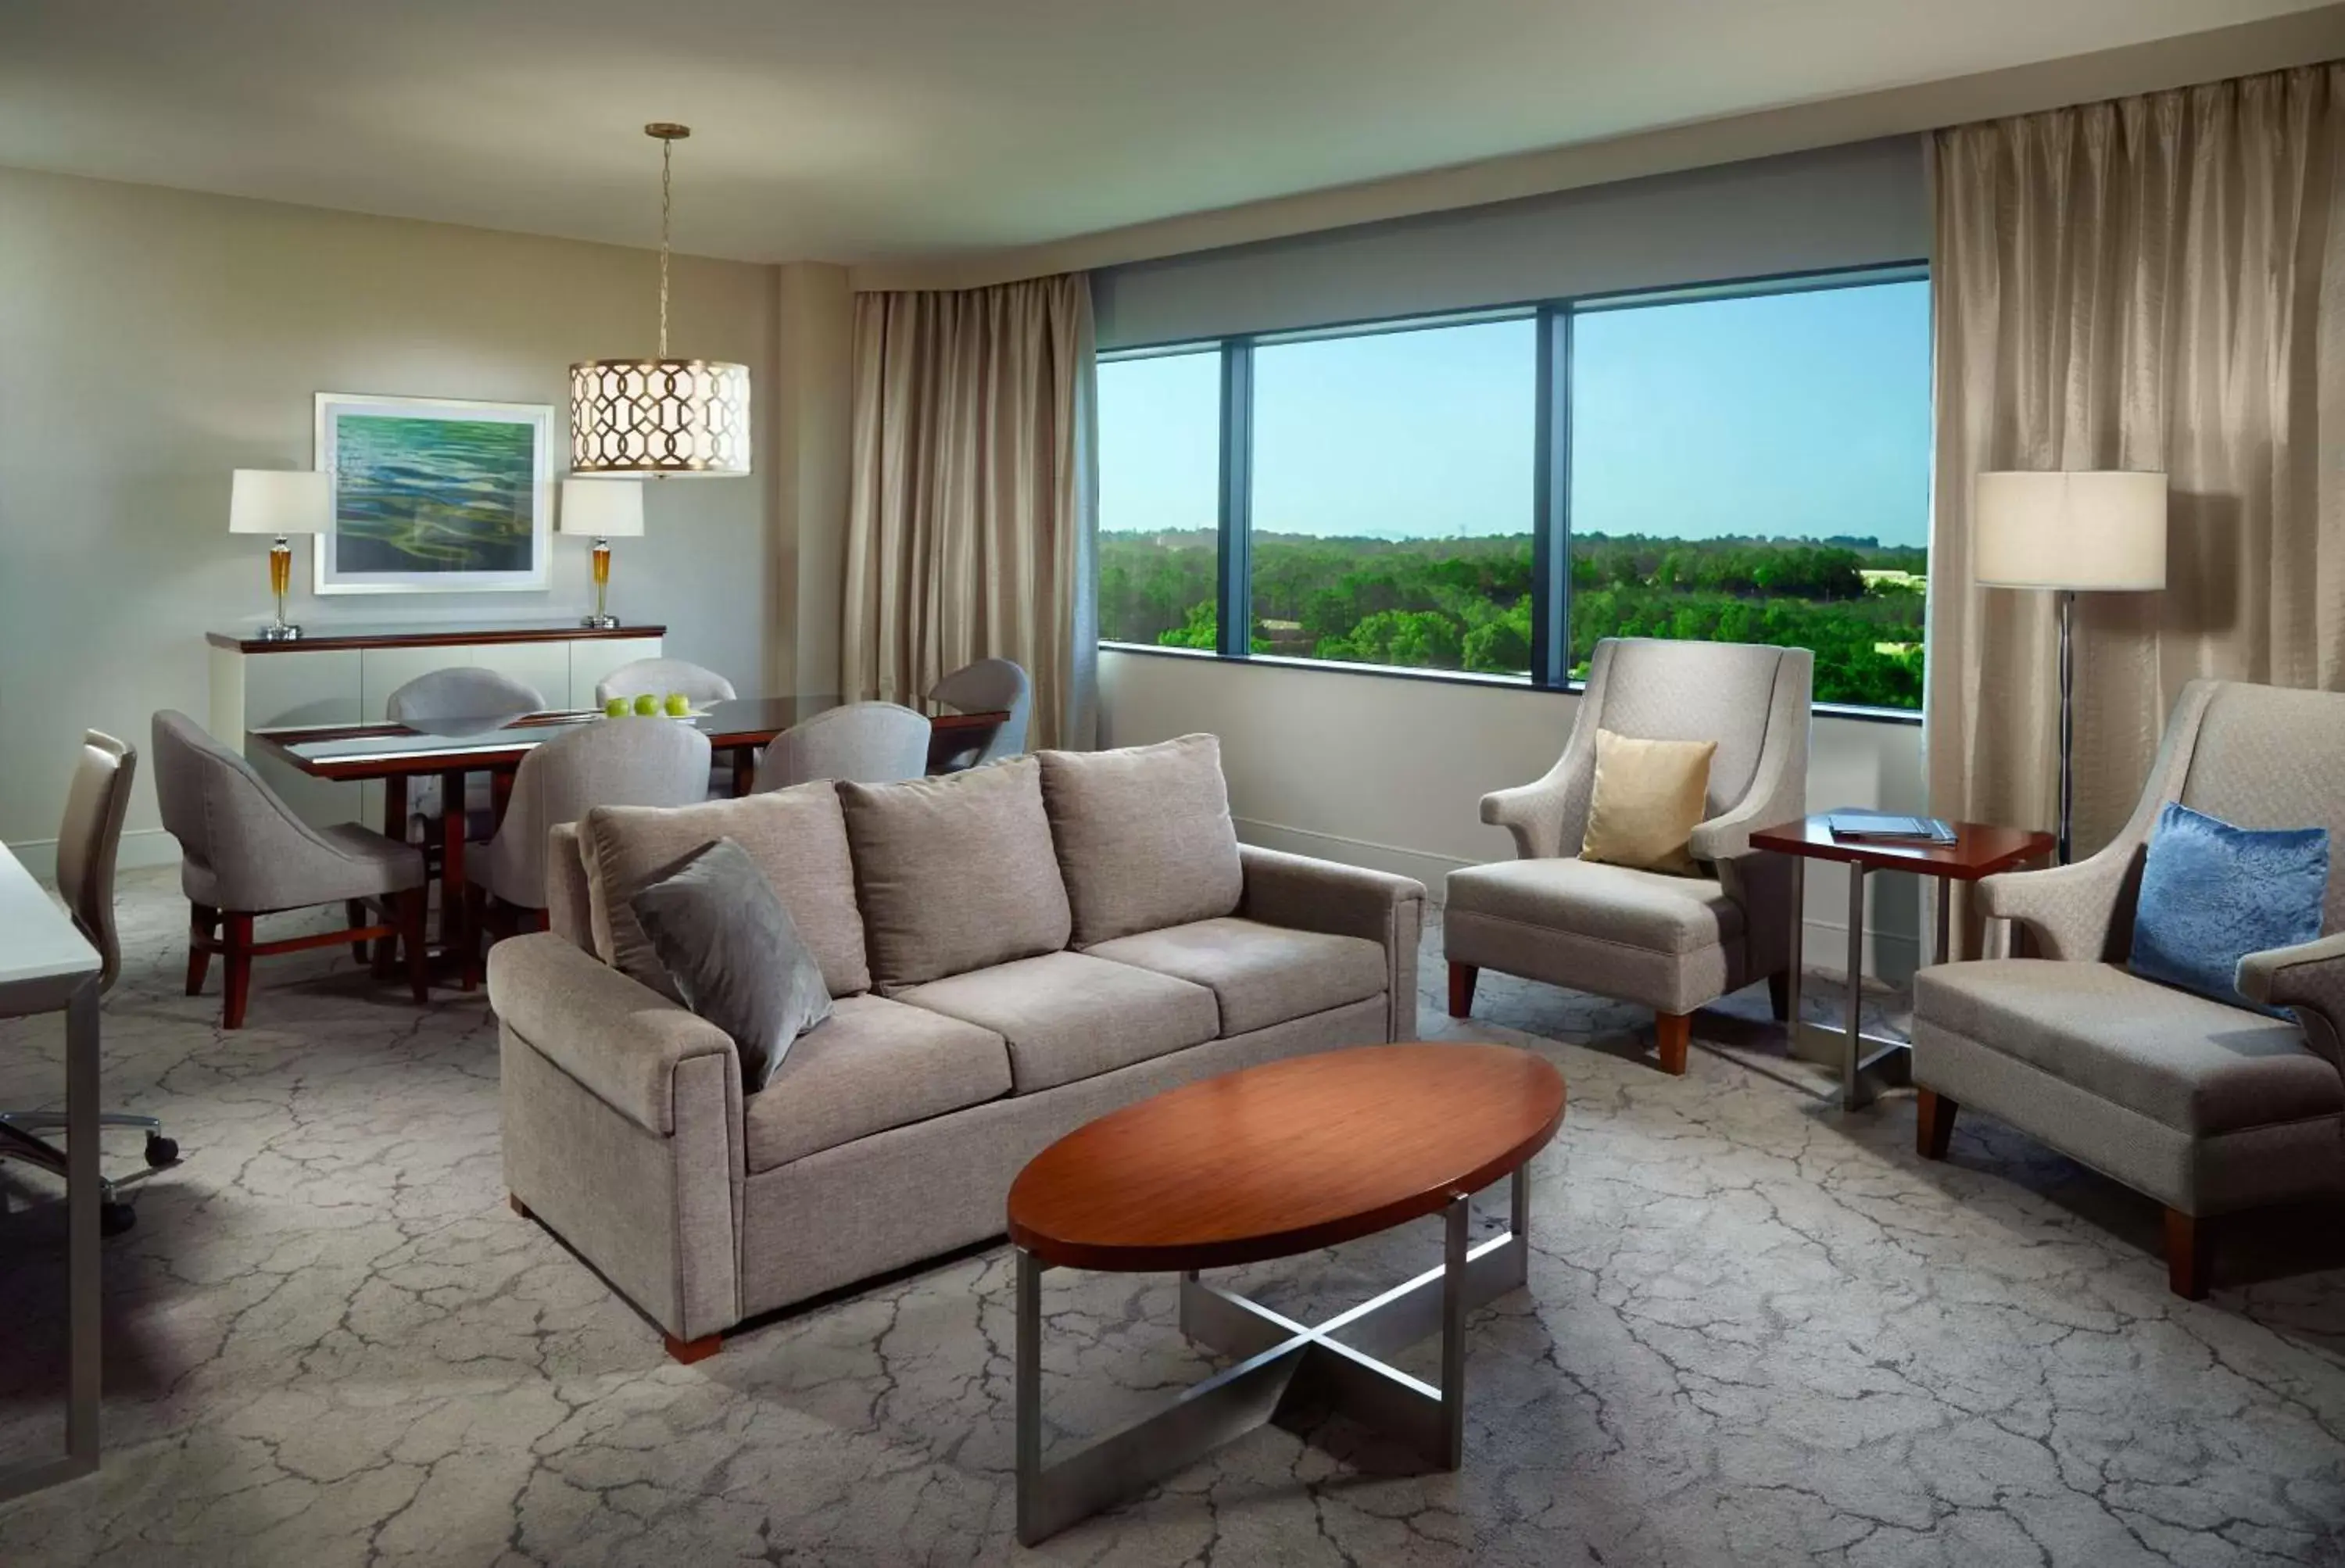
5;827;179;886
1233;815;1920;983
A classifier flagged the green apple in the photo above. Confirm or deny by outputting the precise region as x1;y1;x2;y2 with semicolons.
632;693;661;716
603;696;628;718
665;692;692;717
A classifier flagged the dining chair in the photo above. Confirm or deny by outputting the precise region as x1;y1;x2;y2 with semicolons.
595;657;736;707
151;711;431;1029
467;717;712;984
0;731;169;1237
595;658;737;796
756;702;932;790
928;658;1030;768
385;668;547;844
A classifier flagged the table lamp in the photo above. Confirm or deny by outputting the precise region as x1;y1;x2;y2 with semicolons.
559;477;646;628
1974;469;2168;863
229;470;331;642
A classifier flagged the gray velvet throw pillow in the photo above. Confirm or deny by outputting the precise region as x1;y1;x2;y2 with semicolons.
627;836;832;1092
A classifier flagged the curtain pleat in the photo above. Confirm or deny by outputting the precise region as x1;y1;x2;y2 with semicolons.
1928;66;2345;914
841;274;1097;750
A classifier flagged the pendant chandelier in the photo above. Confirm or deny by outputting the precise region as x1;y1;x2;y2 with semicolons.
570;124;751;476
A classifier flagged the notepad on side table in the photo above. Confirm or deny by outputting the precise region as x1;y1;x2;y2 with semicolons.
1825;811;1957;844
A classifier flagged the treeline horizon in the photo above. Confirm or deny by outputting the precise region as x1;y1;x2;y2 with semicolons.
1099;528;1927;709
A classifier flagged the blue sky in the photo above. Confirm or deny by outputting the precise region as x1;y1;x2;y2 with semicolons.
1097;278;1931;548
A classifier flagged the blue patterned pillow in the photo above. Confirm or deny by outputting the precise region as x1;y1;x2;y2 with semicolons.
2129;802;2329;1018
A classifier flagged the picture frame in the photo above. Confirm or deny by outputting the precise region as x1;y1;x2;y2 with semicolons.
313;392;554;595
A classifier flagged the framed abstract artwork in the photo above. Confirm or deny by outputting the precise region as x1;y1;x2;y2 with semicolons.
313;392;554;594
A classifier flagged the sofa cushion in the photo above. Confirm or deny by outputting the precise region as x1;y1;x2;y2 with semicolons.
897;950;1219;1093
1085;918;1386;1036
582;784;870;1000
1914;959;2336;1135
1040;734;1244;946
743;994;1012;1172
838;757;1072;990
1444;857;1743;956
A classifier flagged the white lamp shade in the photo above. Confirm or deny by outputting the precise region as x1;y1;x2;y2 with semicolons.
228;470;331;535
1974;470;2168;591
558;477;646;538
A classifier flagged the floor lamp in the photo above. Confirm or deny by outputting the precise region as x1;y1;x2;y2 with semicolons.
1973;470;2168;864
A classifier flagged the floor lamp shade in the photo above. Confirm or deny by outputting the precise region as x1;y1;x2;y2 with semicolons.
1973;469;2168;865
1974;470;2168;591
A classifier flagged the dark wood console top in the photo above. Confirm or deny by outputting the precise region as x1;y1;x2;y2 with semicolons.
206;622;666;653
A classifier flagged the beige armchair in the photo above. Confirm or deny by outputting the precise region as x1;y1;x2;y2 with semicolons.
1445;638;1811;1074
1912;679;2345;1299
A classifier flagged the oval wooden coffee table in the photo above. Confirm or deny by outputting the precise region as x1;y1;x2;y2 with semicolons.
1004;1042;1566;1545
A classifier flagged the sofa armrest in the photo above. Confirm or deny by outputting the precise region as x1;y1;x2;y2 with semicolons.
2238;932;2345;1068
486;931;736;1136
1238;843;1427;1040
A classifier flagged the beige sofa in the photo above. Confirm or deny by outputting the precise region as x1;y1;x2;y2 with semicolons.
487;735;1426;1359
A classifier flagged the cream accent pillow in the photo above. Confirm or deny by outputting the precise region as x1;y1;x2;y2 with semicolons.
1580;730;1717;876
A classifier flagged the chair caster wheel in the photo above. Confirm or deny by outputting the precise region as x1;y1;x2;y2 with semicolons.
101;1201;136;1238
145;1133;180;1168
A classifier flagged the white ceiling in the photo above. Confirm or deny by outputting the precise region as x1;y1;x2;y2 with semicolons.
0;1;2331;265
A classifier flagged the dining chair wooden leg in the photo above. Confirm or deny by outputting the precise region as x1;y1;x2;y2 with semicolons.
371;916;398;980
399;888;431;1005
345;900;371;964
187;903;218;995
221;913;256;1029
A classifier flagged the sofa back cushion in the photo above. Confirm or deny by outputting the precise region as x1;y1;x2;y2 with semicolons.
838;756;1072;990
581;783;872;1000
1038;733;1244;946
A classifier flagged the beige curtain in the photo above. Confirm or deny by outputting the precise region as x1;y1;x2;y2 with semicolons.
1928;65;2345;875
842;274;1097;750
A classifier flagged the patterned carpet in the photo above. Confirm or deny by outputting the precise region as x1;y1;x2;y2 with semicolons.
2;869;2341;1566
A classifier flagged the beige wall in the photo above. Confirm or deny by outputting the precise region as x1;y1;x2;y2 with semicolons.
0;165;850;870
1099;650;1930;981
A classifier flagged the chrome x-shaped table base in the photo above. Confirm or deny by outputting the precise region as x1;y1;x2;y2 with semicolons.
1014;1166;1530;1546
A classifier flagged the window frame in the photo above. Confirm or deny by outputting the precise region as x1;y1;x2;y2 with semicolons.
1095;260;1931;724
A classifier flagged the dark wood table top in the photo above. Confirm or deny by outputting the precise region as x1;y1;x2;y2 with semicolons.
1749;814;2057;880
249;697;1007;782
1006;1044;1566;1273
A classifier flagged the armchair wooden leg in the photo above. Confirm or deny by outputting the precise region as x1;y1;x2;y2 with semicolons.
221;913;256;1029
187;903;218;995
1767;969;1793;1022
1448;961;1477;1019
2164;1208;2212;1301
664;1331;721;1366
1916;1089;1957;1160
1656;1011;1691;1076
399;888;431;1005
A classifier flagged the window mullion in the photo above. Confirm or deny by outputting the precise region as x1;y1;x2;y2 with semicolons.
1532;305;1572;689
1216;338;1255;659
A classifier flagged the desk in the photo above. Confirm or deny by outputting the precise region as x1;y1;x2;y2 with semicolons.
0;844;102;1502
1749;815;2056;1111
248;699;1009;982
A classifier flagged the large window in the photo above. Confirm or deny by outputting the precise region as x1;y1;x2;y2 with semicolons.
1096;265;1931;712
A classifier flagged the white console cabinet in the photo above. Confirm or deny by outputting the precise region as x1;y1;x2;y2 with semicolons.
207;622;663;828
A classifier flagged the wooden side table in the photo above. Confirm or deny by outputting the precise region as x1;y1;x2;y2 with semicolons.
1748;815;2056;1110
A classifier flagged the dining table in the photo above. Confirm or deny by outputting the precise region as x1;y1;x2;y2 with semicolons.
246;696;1009;985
